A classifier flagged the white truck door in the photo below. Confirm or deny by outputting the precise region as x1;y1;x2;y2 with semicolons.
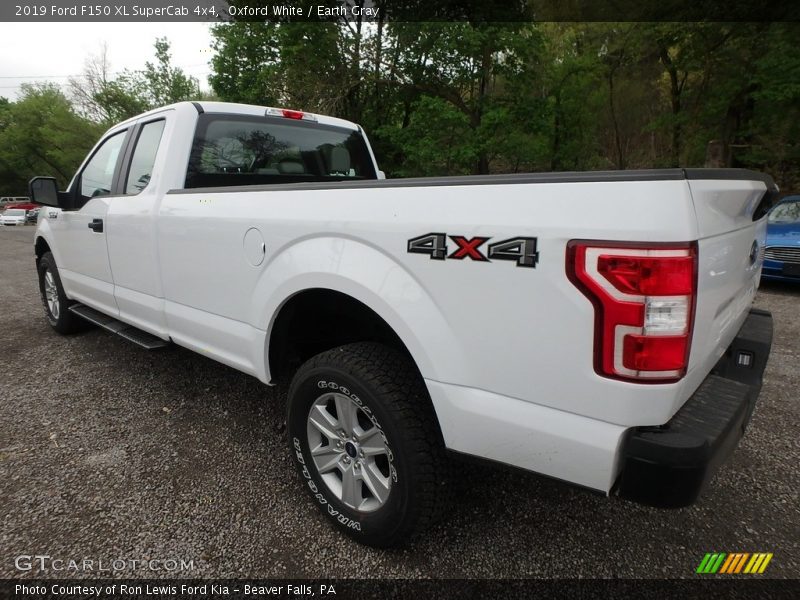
106;117;170;337
54;129;129;316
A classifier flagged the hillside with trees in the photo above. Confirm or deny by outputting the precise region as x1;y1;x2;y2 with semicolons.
1;22;798;196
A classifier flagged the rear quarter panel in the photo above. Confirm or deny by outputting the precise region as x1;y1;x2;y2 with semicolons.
159;178;700;427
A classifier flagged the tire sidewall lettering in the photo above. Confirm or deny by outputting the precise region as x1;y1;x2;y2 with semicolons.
290;374;407;536
292;434;362;531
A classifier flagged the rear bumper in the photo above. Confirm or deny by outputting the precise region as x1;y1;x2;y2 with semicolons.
615;308;773;508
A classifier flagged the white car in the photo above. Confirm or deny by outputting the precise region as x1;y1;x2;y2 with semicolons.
1;208;27;226
29;102;775;547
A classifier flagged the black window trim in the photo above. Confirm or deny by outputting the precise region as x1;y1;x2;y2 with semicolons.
121;117;167;196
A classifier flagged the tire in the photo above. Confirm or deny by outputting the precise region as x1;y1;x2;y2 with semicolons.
37;251;84;334
287;342;451;547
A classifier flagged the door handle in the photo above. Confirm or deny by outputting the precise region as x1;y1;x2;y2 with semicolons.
88;218;104;233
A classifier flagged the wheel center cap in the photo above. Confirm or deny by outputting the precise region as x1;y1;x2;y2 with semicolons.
344;441;358;458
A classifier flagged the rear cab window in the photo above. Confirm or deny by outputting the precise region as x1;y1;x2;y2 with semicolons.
184;114;377;189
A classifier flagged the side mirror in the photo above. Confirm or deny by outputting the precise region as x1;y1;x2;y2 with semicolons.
29;176;60;207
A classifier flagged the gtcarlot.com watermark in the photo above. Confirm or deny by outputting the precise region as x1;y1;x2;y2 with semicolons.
15;554;195;573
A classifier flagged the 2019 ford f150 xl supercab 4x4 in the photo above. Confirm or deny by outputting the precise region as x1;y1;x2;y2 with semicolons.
29;101;776;547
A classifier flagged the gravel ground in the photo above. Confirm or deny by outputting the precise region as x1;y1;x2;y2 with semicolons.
0;225;798;580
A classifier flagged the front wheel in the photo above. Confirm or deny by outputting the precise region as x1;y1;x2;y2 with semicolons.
287;342;451;547
37;251;84;334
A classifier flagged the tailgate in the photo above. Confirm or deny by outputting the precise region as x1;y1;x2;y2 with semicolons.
680;169;778;404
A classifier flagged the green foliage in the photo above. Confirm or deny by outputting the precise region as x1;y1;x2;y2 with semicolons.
72;38;201;125
207;20;800;189
744;24;800;189
209;22;283;106
0;84;103;194
379;96;477;176
0;37;200;195
143;38;202;106
91;76;151;124
210;21;369;118
3;23;800;197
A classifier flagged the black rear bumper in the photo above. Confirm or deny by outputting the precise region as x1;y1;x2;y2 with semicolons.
615;308;773;508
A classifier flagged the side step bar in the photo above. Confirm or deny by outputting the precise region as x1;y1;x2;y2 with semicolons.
68;303;170;350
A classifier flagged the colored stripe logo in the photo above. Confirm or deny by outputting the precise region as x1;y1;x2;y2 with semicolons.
696;552;773;574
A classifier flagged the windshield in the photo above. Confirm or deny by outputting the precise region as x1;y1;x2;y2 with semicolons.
5;209;25;216
769;200;800;224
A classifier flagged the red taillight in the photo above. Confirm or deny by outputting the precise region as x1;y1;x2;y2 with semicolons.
622;335;688;371
281;109;304;120
597;255;693;295
567;241;697;383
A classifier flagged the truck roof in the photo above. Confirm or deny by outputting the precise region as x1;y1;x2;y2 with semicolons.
112;101;360;132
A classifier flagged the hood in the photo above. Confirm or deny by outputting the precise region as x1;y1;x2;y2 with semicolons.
766;222;800;247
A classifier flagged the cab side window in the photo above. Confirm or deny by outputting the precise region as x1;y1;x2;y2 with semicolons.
125;120;166;194
79;130;127;204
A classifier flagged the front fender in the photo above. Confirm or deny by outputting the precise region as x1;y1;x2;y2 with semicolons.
34;217;63;268
251;235;465;384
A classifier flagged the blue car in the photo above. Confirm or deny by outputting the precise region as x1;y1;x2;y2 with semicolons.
762;195;800;282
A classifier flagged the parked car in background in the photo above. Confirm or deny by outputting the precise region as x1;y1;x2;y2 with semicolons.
762;195;800;282
4;202;39;212
26;208;40;224
0;196;31;208
1;208;27;226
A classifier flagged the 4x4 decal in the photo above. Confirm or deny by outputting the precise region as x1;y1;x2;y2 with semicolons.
407;233;539;268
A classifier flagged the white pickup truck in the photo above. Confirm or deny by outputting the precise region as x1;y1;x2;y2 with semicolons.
30;101;775;547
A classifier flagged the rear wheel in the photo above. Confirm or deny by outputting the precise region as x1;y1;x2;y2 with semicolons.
37;251;84;334
287;342;451;547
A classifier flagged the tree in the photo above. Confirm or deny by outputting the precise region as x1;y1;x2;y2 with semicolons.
0;84;103;194
209;22;283;106
723;23;800;189
204;20;799;187
143;38;203;106
70;38;201;125
209;20;370;118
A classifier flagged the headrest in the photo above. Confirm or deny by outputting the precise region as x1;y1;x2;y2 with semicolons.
278;159;305;174
330;146;351;174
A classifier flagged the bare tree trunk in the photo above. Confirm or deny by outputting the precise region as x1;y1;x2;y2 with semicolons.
371;11;385;127
608;70;625;169
474;37;492;174
705;140;728;167
352;11;363;121
68;42;113;122
551;93;562;171
658;46;683;168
